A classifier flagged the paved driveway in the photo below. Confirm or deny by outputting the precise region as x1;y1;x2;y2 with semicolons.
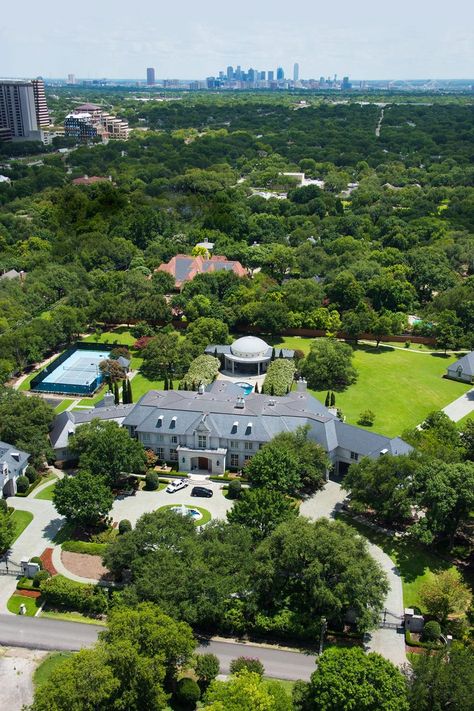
442;387;474;422
112;479;233;525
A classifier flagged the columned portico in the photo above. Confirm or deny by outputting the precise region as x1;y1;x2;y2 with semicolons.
177;446;227;475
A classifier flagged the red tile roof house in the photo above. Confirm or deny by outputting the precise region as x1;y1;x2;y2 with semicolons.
71;175;111;186
156;254;247;290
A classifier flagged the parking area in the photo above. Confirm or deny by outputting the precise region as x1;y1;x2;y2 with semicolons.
111;479;233;525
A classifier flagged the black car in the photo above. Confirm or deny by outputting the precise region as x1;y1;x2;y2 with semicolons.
191;486;213;498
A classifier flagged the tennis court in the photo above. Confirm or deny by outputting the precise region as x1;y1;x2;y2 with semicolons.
32;347;110;395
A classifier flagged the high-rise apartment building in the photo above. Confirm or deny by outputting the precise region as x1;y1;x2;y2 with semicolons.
268;70;274;81
227;66;234;80
277;66;284;81
0;81;43;141
146;67;155;86
32;79;50;127
293;63;299;82
67;74;76;85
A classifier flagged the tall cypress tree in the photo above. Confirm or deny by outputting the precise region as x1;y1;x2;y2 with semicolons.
325;392;330;407
169;377;174;390
122;379;128;404
254;381;259;394
271;347;276;361
330;391;336;407
114;381;120;405
164;375;169;390
128;379;133;404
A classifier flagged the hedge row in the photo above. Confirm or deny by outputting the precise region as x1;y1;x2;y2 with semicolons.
262;359;296;396
40;575;108;614
179;355;220;390
405;630;442;650
61;540;107;556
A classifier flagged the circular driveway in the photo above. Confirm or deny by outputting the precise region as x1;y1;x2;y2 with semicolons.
111;479;233;525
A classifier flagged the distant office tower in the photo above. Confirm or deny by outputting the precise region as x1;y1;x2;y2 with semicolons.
259;71;266;80
342;76;351;90
235;65;242;80
268;70;274;81
277;66;284;80
248;68;256;82
293;63;299;81
0;81;42;141
32;78;50;127
67;74;76;85
146;67;155;86
227;66;234;80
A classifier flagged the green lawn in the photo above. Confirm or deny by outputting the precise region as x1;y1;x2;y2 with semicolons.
272;338;469;437
337;513;457;612
34;652;74;687
54;399;75;413
40;608;106;625
157;504;212;526
457;412;474;430
7;593;41;616
10;509;33;541
34;482;57;500
82;327;136;346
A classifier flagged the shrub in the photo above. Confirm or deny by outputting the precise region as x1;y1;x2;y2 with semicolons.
180;355;220;390
358;409;376;426
118;519;132;535
262;359;296;396
195;653;220;687
423;620;442;642
25;466;38;484
16;475;30;494
0;499;7;513
229;656;265;677
404;340;411;348
227;479;242;500
33;570;51;588
40;575;108;614
145;471;160;491
176;677;201;707
30;556;43;570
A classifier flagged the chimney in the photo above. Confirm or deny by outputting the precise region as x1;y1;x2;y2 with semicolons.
198;383;205;395
296;378;307;393
235;396;245;409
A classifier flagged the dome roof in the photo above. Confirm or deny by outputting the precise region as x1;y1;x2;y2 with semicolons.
230;336;269;359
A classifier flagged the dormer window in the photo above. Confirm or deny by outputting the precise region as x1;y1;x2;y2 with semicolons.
246;422;253;435
157;416;163;428
232;421;239;434
170;416;177;429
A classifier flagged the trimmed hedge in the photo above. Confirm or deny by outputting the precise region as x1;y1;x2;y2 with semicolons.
262;359;296;396
40;575;108;615
61;540;107;556
405;629;442;650
180;355;220;390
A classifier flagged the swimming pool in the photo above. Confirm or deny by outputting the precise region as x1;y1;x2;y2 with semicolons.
236;381;253;396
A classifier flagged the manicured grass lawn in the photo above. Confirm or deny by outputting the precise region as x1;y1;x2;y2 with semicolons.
457;412;474;430
82;327;136;346
7;593;41;616
272;338;469;437
130;373;165;399
34;482;57;500
157;504;212;526
53;521;75;545
54;399;75;413
337;513;457;612
34;651;73;687
10;509;33;542
40;609;106;625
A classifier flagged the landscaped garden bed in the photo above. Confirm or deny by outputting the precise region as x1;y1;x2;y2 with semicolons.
60;550;111;581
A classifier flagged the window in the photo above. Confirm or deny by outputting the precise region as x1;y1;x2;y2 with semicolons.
142;433;150;443
244;455;251;462
230;440;238;449
156;447;164;460
198;435;207;448
244;442;253;450
230;453;239;467
170;448;178;461
171;435;178;444
350;451;359;461
157;434;164;442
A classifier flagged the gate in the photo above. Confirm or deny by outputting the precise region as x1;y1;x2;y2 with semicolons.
379;609;404;629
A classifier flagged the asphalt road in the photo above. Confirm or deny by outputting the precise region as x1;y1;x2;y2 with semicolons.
0;615;316;681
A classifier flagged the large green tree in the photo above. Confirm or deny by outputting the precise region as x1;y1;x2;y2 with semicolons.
0;388;54;467
204;670;292;711
227;488;298;540
301;339;357;391
53;470;114;527
406;645;474;711
295;647;409;711
69;419;146;486
254;518;388;632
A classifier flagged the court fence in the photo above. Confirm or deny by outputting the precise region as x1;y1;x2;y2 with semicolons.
30;342;116;396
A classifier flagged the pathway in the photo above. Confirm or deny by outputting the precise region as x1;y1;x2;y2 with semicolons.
442;387;474;423
375;107;385;137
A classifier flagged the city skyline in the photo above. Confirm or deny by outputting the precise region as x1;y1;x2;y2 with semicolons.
1;0;473;80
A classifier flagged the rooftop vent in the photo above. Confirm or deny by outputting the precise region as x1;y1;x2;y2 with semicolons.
380;448;389;456
267;400;275;406
198;383;205;395
235;396;245;409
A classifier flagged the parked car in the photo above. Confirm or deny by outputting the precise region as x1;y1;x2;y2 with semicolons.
166;479;188;493
191;486;213;498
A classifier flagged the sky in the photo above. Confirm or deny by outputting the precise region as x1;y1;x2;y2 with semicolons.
2;0;474;80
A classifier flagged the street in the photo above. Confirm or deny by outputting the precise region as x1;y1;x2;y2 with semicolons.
0;614;316;680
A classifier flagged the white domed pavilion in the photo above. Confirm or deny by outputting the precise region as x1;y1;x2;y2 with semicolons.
206;335;294;375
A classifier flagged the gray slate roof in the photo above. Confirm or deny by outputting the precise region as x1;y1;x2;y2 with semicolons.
50;404;135;450
447;351;474;377
0;441;29;475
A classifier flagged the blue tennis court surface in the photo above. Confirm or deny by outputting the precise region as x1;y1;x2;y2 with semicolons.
32;347;110;395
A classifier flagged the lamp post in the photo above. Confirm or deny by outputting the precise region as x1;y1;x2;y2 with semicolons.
319;617;327;656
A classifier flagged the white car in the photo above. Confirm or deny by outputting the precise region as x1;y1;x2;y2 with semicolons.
166;479;188;494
